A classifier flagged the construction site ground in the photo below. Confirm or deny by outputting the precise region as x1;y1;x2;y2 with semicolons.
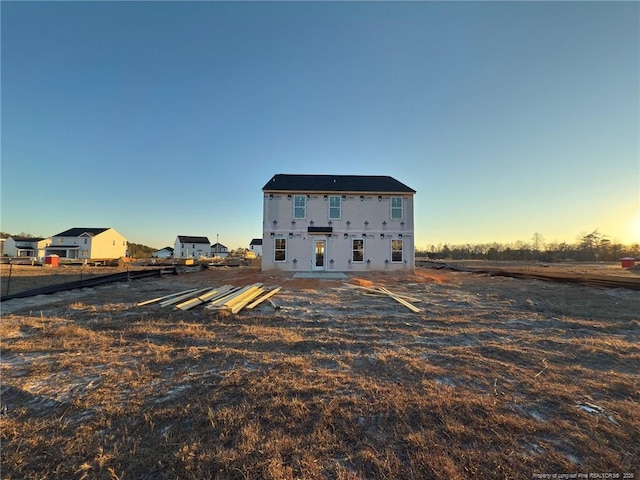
1;261;638;479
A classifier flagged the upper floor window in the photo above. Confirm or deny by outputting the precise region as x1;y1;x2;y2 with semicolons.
293;195;306;219
329;196;341;220
391;197;403;220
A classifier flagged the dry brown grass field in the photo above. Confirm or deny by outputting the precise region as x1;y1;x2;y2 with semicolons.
1;261;638;479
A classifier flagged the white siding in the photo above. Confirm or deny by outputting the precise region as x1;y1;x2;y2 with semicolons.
82;229;127;259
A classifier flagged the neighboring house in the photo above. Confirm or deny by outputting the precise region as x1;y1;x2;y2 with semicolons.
153;247;174;258
174;236;211;258
210;243;229;258
45;227;127;259
261;174;416;272
4;236;50;257
249;238;263;257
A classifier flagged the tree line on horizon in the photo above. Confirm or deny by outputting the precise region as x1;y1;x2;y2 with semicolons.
3;230;638;262
418;230;639;263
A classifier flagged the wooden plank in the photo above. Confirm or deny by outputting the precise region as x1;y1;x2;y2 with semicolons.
198;285;237;304
378;286;422;313
206;283;264;312
176;285;235;311
136;288;198;306
230;287;265;314
205;284;263;310
343;283;422;303
159;287;211;307
205;286;247;309
223;285;263;310
245;287;282;309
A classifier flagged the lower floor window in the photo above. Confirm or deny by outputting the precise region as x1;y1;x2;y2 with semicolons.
274;238;287;261
391;239;403;262
352;239;364;262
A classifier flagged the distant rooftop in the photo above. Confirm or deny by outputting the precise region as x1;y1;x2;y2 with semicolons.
177;235;211;244
53;228;110;237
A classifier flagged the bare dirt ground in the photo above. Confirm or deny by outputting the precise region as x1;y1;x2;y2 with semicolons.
1;261;638;479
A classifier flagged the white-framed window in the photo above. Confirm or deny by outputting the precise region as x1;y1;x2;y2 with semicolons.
352;239;364;262
274;238;287;262
293;195;306;219
391;239;403;262
391;197;403;220
329;196;341;220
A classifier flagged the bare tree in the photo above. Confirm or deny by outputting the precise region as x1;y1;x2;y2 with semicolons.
531;232;545;252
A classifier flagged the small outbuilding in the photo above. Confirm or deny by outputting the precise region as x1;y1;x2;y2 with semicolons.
621;257;636;268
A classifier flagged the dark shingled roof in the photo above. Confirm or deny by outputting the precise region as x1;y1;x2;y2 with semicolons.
53;228;110;237
10;236;47;242
177;236;211;244
262;174;416;194
250;238;263;246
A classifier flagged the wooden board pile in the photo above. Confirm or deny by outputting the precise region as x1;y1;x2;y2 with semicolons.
344;283;423;313
136;283;281;314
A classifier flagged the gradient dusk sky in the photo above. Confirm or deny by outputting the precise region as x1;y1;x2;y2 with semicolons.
2;1;638;250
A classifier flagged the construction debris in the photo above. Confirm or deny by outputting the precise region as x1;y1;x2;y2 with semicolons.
344;283;422;303
419;260;640;291
136;288;199;307
176;285;235;311
576;402;621;426
137;282;281;314
206;283;265;314
345;283;422;313
246;287;282;309
158;287;212;307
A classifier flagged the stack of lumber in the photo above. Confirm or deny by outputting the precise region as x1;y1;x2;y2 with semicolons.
205;283;266;314
344;283;422;313
137;283;281;314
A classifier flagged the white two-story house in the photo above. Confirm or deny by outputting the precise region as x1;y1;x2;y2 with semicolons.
45;227;127;259
261;174;416;272
3;236;50;258
174;236;211;258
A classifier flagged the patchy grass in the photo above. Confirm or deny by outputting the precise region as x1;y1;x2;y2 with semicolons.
1;268;639;479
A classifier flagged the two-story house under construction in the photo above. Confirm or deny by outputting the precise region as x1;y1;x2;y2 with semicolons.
262;174;416;272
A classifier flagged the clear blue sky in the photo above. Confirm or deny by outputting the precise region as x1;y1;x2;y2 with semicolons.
2;1;638;250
